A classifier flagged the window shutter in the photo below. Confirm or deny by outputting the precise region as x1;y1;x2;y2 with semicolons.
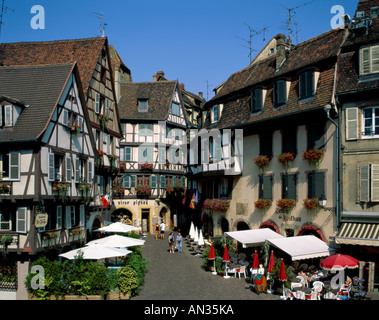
48;153;55;181
75;158;80;183
371;46;379;73
361;47;371;75
299;73;306;99
65;206;71;229
4;105;12;126
151;175;157;189
56;206;62;229
79;205;85;226
346;107;359;140
371;164;379;202
287;174;297;200
262;176;272;200
160;175;166;189
122;175;130;188
105;99;110;117
16;207;27;233
65;155;72;183
307;71;314;97
0;105;2;126
360;165;370;202
125;147;131;161
87;159;93;184
314;172;325;199
9;153;20;180
63;109;69;127
95;93;100;113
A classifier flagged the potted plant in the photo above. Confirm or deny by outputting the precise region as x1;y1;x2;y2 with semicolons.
140;162;153;171
254;155;271;172
203;199;231;211
0;184;10;194
254;198;273;210
119;161;126;170
302;149;325;168
98;114;109;131
117;266;139;300
0;234;13;258
303;197;320;210
276;198;296;213
53;182;69;202
277;152;296;170
71;124;81;135
136;185;151;198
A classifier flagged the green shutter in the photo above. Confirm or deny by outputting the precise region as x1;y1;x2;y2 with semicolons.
360;165;370;202
151;175;157;189
263;176;272;200
314;172;325;199
288;174;297;200
9;153;20;181
160;175;166;189
123;176;131;188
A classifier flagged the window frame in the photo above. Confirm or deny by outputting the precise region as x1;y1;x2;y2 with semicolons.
360;44;379;76
138;99;149;112
171;102;180;116
299;70;315;100
362;106;379;139
274;80;287;107
251;88;263;113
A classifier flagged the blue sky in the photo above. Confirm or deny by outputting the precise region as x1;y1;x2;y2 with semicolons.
1;0;358;100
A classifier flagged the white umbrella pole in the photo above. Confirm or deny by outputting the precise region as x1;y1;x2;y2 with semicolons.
281;282;286;299
212;260;217;275
224;262;230;278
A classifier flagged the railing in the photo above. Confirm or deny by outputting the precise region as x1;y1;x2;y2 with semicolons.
0;221;12;231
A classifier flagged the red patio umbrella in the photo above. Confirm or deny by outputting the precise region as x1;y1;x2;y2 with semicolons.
279;259;287;299
208;243;217;275
320;254;359;271
252;250;259;269
267;251;275;274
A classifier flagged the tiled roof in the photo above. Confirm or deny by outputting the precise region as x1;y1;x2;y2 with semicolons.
0;37;107;95
0;64;74;142
118;81;177;121
204;28;346;129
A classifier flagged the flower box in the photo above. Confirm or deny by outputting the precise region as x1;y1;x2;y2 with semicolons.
119;161;126;170
0;184;10;194
254;155;271;172
71;125;81;134
140;162;153;171
277;153;296;168
254;198;273;210
276;198;296;213
303;197;320;210
203;199;231;211
78;183;92;192
136;185;151;197
302;149;325;167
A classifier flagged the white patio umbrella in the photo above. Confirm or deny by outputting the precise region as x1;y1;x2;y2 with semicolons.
189;222;195;239
59;244;132;260
94;222;140;233
198;229;205;246
85;234;145;248
194;226;199;243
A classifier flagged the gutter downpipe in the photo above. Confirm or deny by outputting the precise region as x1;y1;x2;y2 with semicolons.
324;104;340;232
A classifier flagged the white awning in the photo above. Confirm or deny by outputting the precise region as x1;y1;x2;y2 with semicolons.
267;235;334;261
225;229;284;247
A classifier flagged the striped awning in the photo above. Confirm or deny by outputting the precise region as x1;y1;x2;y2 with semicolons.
336;223;379;247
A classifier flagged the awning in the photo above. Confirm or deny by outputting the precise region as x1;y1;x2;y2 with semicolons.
335;223;379;247
225;229;284;247
267;235;334;261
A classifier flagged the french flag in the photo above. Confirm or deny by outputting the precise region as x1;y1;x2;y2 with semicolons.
101;194;109;208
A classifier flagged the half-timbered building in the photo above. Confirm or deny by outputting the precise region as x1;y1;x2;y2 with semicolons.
0;37;123;235
0;63;95;299
114;77;189;233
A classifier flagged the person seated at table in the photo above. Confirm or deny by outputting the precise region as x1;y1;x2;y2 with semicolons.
298;270;310;281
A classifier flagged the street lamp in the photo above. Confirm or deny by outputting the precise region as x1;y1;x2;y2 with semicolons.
318;194;334;212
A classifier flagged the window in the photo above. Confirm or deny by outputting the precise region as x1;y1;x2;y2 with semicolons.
105;99;110;117
360;164;379;202
0;105;13;127
172;102;180;116
251;89;263;113
307;172;325;199
138;99;148;112
299;71;315;99
1;152;20;181
87;159;93;184
211;105;219;123
123;175;136;189
360;44;379;75
139;123;153;136
16;207;27;233
160;175;166;189
260;132;273;158
138;146;153;163
63;109;70;127
307;122;325;149
79;205;85;227
121;123;126;136
282;127;297;154
124;147;132;161
282;174;297;200
371;7;379;18
65;206;75;229
259;175;273;200
362;107;379;137
166;125;173;139
65;155;72;183
356;11;365;18
274;80;287;106
75;158;81;183
95;93;101;114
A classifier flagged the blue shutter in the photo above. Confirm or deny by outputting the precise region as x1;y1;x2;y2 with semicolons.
151;175;157;189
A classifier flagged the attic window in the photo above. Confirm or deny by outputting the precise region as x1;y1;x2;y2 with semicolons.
356;11;365;19
138;99;148;112
274;80;287;107
0;105;13;127
371;7;379;18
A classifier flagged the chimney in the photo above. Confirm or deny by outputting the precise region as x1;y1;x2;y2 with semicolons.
274;34;287;70
179;83;185;91
156;71;165;81
198;92;203;99
153;74;157;81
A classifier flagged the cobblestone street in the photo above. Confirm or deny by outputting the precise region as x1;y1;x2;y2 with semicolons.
132;231;280;301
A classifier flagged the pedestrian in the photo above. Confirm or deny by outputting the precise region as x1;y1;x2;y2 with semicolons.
176;232;183;253
168;232;175;253
155;223;160;240
160;220;166;239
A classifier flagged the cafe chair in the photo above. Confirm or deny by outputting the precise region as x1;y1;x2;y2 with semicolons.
237;266;247;279
283;288;294;300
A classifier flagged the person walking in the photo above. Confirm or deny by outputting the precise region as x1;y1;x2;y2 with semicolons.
160;220;166;239
168;232;175;253
155;223;160;240
176;232;183;253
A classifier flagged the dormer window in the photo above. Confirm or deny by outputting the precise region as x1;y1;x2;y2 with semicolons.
138;99;148;112
0;103;21;127
171;102;180;116
371;7;378;18
299;70;315;99
360;44;379;76
211;105;222;123
273;80;287;107
356;11;365;19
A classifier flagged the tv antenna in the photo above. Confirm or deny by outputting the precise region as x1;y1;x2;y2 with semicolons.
281;1;314;45
235;23;261;63
0;0;14;37
88;12;107;37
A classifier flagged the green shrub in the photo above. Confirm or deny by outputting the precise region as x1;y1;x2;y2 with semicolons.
127;251;147;294
117;266;139;295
